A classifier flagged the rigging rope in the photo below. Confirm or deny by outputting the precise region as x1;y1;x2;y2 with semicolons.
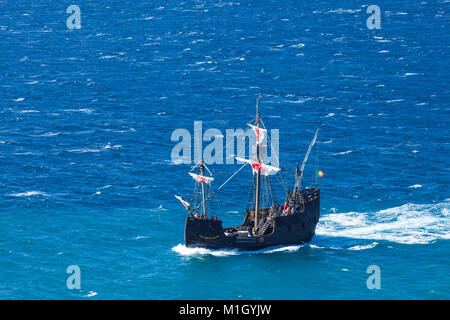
219;125;253;163
193;163;248;212
260;118;281;168
260;118;291;195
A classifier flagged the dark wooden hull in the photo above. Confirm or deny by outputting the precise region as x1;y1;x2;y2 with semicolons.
184;189;320;250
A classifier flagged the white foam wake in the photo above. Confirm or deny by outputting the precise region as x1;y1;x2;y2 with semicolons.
173;201;449;256
316;200;450;244
172;244;303;257
172;244;240;257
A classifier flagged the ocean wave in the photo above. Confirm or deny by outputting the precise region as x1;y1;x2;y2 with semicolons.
333;150;352;155
307;244;343;250
316;200;450;244
328;8;361;14
67;148;101;153
8;191;49;197
134;236;149;240
99;55;118;60
18;109;39;113
40;132;60;137
83;291;98;297
102;142;121;150
347;242;379;250
263;245;302;253
67;143;121;153
63;108;94;114
150;204;167;212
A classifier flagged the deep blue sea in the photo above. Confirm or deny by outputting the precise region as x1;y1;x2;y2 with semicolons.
1;0;449;299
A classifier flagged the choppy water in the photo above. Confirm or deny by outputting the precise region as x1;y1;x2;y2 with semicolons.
0;1;449;299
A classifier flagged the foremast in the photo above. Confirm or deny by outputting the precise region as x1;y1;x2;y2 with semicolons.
176;161;214;218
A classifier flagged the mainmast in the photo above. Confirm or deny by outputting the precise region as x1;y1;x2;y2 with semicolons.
254;96;261;234
199;161;207;218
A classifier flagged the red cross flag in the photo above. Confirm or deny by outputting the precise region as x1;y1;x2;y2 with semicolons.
175;195;190;210
248;124;267;144
188;172;214;184
235;157;281;176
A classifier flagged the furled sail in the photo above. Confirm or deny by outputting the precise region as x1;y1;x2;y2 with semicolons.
235;157;281;176
188;172;214;184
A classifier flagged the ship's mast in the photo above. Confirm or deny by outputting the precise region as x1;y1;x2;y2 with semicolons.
199;161;207;218
185;162;214;216
254;97;261;234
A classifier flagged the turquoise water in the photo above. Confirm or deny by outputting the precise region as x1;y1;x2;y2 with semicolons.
0;1;449;299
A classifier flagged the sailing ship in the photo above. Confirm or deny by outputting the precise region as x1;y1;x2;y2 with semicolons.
175;96;321;250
